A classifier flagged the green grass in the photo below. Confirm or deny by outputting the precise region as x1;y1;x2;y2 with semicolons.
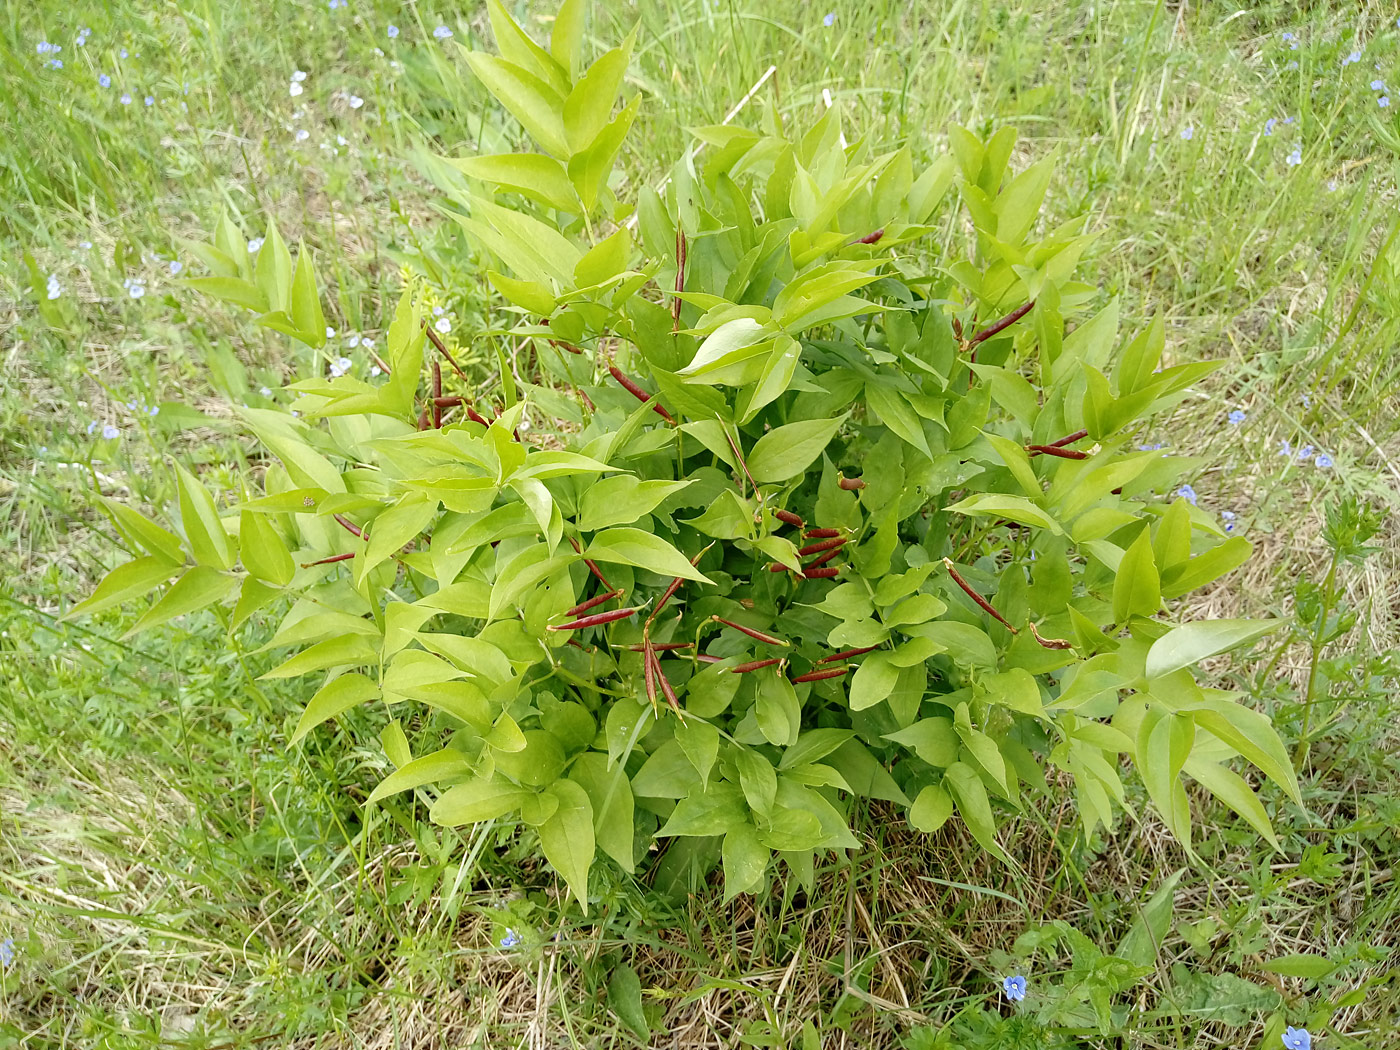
3;0;1400;1046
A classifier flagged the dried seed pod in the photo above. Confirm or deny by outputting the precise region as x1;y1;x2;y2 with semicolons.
791;665;849;683
729;657;784;674
711;616;789;647
546;607;639;631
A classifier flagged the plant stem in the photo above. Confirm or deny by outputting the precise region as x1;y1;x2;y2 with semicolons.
1294;551;1340;765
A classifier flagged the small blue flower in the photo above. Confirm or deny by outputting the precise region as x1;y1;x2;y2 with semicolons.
123;276;146;299
1296;445;1314;461
1264;117;1277;135
36;41;53;54
99;73;111;87
0;938;14;967
259;386;273;398
45;58;63;69
46;273;62;300
144;95;154;106
247;237;264;253
120;92;132;105
1380;96;1391;108
147;405;160;417
1221;510;1236;533
101;424;120;440
119;47;128;59
1343;50;1361;67
1285;60;1299;71
169;259;182;275
1282;1027;1311;1050
501;928;521;948
433;25;453;39
1278;439;1292;457
1286;146;1302;166
435;317;452;334
1138;441;1166;451
823;12;835;26
1177;484;1198;506
1228;409;1246;425
1315;452;1334;468
1281;32;1294;42
1372;79;1386;91
1180;126;1193;140
330;356;353;377
387;24;399;38
1002;975;1027;1001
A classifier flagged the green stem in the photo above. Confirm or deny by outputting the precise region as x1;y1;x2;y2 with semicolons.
1294;552;1340;765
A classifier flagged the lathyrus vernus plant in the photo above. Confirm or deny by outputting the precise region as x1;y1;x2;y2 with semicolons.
66;0;1300;909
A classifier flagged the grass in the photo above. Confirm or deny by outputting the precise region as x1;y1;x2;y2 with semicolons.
3;0;1400;1046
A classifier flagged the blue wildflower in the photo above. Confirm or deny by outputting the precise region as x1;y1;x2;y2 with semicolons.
169;260;182;275
36;41;54;54
247;237;264;253
1180;126;1194;140
330;356;353;377
119;47;128;58
1138;441;1166;451
101;424;120;440
1286;146;1302;166
1264;117;1277;135
1278;439;1292;457
1315;452;1334;468
99;73;111;87
433;25;453;39
1380;96;1391;108
1221;510;1236;533
46;273;62;300
0;938;13;967
123;276;146;298
1228;409;1246;425
387;24;399;38
86;421;98;435
144;95;154;106
1343;50;1361;66
1002;975;1027;1002
1285;60;1299;71
259;386;273;398
120;92;132;105
45;58;63;69
823;12;835;26
1177;484;1198;506
1372;79;1386;90
1282;1027;1311;1050
1281;32;1294;42
501;928;521;948
435;317;452;334
1296;445;1314;461
147;405;159;417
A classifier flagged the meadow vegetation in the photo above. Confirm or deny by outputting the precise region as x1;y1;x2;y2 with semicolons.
2;2;1399;1047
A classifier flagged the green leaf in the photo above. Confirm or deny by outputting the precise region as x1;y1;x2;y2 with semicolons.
1160;536;1253;599
464;52;569;158
62;557;179;621
1145;619;1281;679
722;823;769;901
550;0;588;78
1192;698;1300;805
569;752;636;872
849;652;900;711
174;463;234;570
658;782;747;836
675;718;720;788
1112;528;1160;623
747;415;847;483
1116;869;1183;967
908;784;954;833
772;263;881;330
563;31;634;153
290;672;380;744
260;635;378;679
944;761;1009;863
566;93;640;210
100;498;184;565
359;496;436;584
448;153;580;211
254;219;293;314
430;777;533;824
578;476;694;531
867;381;931;458
124;566;239;638
367;748;472;804
945;492;1063;534
289;243;327;347
734;748;778;815
586;527;710;582
239;511;294;587
1258;954;1337;980
183;276;266;313
1185;756;1280;851
884;716;959;767
754;672;800;746
679;317;774;378
607;964;650;1039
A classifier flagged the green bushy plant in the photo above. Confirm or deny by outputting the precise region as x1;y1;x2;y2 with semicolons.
67;1;1301;909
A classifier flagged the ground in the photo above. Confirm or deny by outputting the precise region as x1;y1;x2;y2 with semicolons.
2;1;1398;1047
